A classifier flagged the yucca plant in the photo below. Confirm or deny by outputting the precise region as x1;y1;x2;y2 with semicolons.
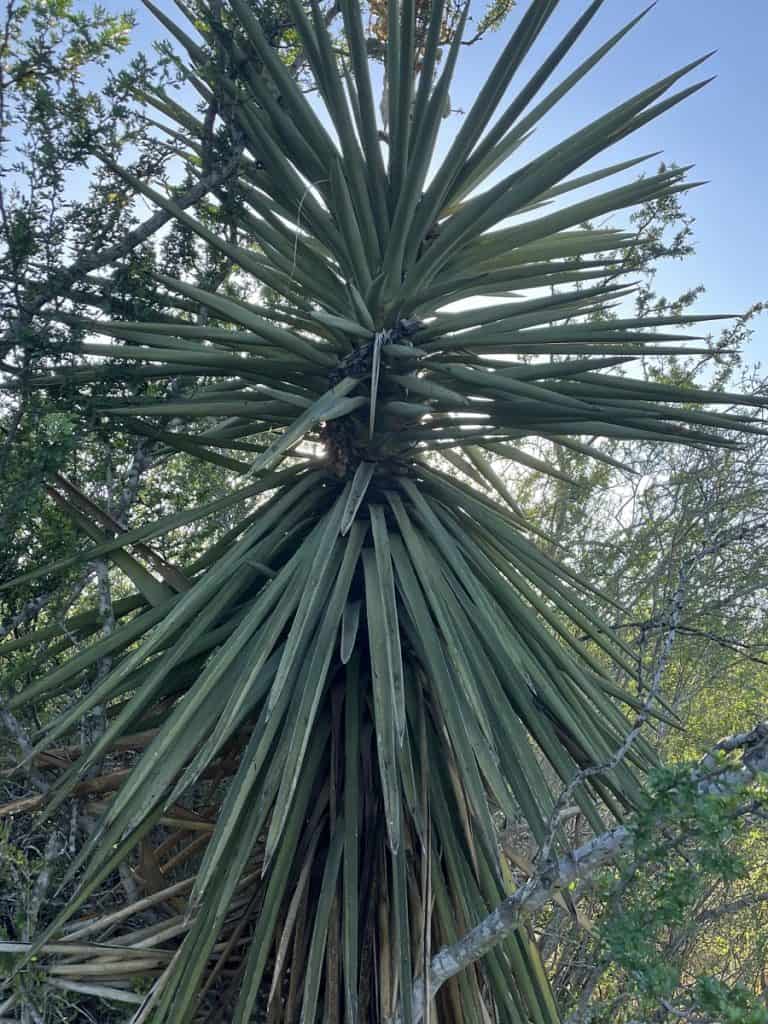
1;1;763;1021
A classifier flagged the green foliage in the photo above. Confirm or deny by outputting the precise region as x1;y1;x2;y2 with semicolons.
1;400;79;581
0;1;765;1022
694;976;768;1024
593;763;768;1021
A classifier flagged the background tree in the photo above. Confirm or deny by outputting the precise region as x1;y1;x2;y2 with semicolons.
0;1;766;1023
481;204;768;1023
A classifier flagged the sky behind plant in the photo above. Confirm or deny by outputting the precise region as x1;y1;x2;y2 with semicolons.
453;1;768;359
119;0;768;359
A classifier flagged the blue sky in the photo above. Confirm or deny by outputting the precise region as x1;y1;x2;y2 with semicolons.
121;0;768;362
451;1;768;361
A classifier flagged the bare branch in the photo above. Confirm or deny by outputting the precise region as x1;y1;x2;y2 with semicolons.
400;722;768;1024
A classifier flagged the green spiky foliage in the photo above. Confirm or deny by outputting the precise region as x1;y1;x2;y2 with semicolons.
2;1;764;1021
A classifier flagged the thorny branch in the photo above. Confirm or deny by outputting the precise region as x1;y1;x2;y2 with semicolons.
533;511;701;877
546;512;768;872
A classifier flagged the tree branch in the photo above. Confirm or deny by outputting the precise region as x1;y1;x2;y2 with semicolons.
400;722;768;1024
0;147;243;363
